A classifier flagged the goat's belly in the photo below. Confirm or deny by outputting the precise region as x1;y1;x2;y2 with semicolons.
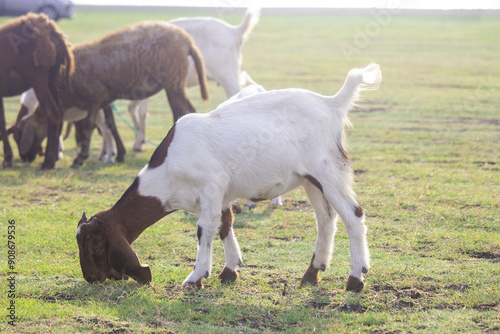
230;173;303;202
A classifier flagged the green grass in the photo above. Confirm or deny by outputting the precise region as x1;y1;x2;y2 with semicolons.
1;7;499;333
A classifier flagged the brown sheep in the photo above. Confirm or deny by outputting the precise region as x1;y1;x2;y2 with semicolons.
0;13;73;168
17;21;208;169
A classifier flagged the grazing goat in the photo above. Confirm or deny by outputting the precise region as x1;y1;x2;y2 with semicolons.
76;64;382;292
127;8;260;152
0;13;73;168
16;20;208;169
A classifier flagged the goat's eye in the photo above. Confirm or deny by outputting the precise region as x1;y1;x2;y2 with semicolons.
93;247;103;254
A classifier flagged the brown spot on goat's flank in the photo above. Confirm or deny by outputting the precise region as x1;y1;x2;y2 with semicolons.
304;174;323;193
354;205;364;218
148;125;176;169
300;253;321;286
219;207;233;240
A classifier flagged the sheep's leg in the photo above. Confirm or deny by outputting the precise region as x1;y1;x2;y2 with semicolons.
72;110;98;168
165;89;196;123
300;181;338;286
0;99;13;168
128;99;149;152
183;203;223;287
128;100;141;132
102;106;126;163
95;110;115;163
320;182;370;292
218;207;242;283
33;83;62;170
41;118;61;170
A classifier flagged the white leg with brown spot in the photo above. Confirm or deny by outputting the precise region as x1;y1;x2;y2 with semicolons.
183;198;223;286
305;167;370;291
323;189;370;290
222;227;242;271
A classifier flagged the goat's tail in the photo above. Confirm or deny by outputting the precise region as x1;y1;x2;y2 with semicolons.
237;7;260;43
189;45;209;101
331;63;382;117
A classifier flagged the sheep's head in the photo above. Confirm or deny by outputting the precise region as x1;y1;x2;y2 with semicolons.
14;107;47;162
76;212;152;284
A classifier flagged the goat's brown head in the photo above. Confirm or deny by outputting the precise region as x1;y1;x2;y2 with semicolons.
76;212;152;284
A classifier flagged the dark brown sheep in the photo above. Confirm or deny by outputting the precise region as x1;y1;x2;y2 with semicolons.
0;13;73;168
17;21;208;169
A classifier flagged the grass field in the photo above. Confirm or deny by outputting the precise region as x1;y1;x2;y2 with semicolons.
1;7;499;333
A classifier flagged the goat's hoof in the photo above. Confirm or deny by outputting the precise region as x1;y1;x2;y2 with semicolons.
218;267;238;283
300;267;321;286
71;161;83;169
346;275;365;292
183;280;204;289
41;162;55;170
2;160;12;168
231;203;242;214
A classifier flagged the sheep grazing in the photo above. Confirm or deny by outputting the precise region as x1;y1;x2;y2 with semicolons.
76;64;382;292
16;20;208;169
127;8;260;152
0;13;73;168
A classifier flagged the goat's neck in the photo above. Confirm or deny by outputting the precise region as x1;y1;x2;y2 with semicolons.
97;178;172;243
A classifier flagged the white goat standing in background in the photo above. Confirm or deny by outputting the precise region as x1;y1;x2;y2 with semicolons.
128;8;260;152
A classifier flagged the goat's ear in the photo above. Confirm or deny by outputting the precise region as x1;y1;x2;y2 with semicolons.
108;234;152;284
20;124;36;156
108;268;129;281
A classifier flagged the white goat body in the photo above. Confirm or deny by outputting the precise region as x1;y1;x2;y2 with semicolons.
78;64;382;291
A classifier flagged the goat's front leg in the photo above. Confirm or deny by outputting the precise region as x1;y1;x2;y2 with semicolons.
183;210;221;287
218;207;242;283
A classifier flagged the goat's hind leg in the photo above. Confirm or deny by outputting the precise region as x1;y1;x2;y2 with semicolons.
322;187;370;292
301;181;338;286
218;206;242;283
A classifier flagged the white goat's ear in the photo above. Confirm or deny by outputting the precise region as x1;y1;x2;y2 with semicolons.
20;125;36;155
